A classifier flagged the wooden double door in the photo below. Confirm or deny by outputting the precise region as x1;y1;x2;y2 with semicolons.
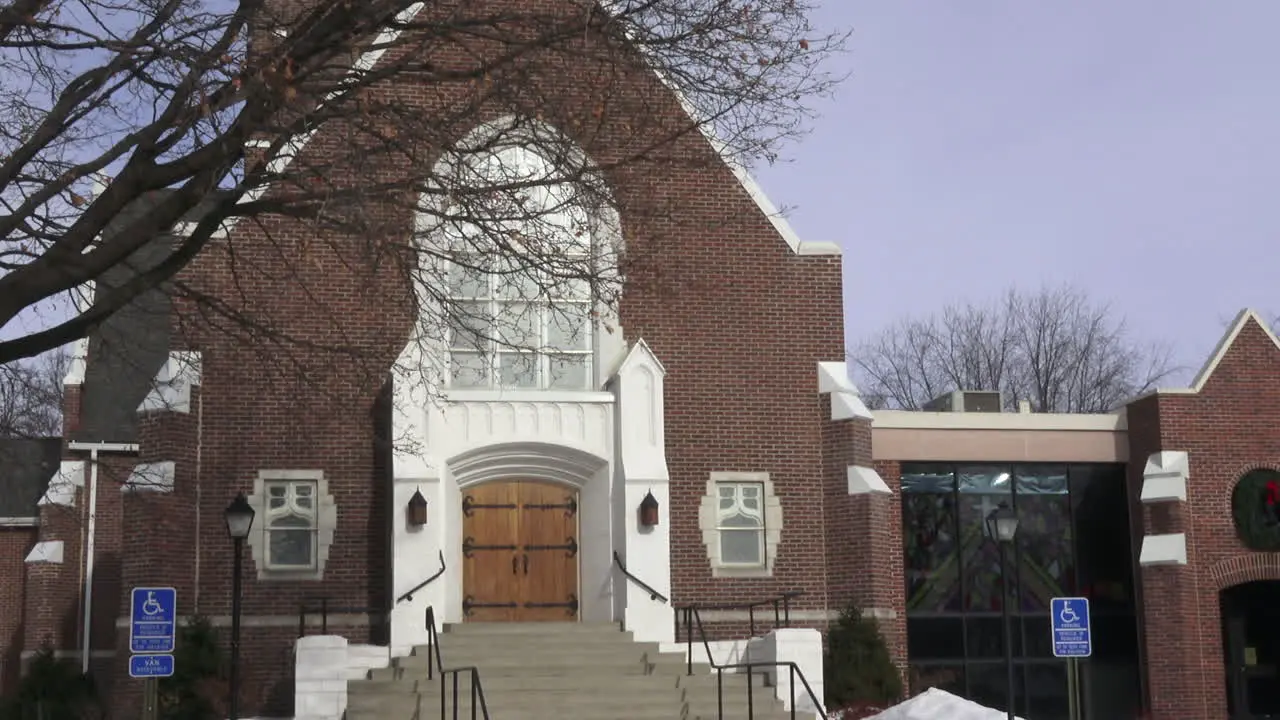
461;480;580;622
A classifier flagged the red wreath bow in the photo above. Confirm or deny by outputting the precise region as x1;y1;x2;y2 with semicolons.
1267;480;1280;507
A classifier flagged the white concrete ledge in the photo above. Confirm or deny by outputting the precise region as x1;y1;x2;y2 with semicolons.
1140;533;1188;566
25;540;64;564
1141;451;1188;504
123;461;176;494
847;465;892;496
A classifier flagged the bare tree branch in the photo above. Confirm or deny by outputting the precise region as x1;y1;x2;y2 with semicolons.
850;284;1181;413
0;346;67;437
0;0;849;371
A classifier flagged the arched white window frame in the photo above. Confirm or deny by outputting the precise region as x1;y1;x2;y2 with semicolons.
413;117;623;393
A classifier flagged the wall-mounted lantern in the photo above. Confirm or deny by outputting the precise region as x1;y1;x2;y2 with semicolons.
638;491;660;528
407;488;429;527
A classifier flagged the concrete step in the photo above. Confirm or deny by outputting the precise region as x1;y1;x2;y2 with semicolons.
349;680;775;707
440;621;622;636
348;622;797;720
351;671;770;694
345;690;791;720
393;654;687;676
396;642;664;667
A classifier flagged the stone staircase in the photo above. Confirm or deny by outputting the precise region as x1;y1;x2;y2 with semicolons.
345;622;796;720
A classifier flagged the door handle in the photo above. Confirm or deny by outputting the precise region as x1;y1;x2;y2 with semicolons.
523;554;529;575
512;555;518;575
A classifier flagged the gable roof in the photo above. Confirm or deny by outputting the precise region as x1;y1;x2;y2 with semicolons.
230;4;840;257
1130;308;1280;404
1184;308;1280;393
0;438;62;517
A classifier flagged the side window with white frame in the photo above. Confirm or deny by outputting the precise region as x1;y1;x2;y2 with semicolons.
698;472;783;578
246;470;337;580
265;479;318;570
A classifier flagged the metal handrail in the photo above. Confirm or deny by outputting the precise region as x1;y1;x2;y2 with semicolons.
675;589;804;639
681;600;827;720
297;599;384;638
612;550;670;603
397;550;448;604
423;606;492;720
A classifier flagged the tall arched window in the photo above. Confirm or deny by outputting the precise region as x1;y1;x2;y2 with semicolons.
440;142;597;391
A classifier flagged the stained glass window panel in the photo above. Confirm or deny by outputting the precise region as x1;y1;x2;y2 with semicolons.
1015;493;1074;611
959;492;1015;611
903;492;961;612
902;465;955;494
957;465;1014;494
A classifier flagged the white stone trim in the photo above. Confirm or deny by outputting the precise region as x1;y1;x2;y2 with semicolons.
1141;451;1188;504
122;461;176;494
39;461;85;507
0;517;38;527
873;408;1127;431
699;472;783;578
817;361;872;421
245;470;338;581
1139;533;1188;567
25;540;64;564
847;465;891;496
137;351;203;414
613;339;673;644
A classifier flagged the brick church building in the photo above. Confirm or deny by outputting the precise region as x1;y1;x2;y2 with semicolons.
2;3;1280;719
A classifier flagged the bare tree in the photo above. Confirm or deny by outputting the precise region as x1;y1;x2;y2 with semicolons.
0;346;69;437
0;0;847;370
851;285;1179;413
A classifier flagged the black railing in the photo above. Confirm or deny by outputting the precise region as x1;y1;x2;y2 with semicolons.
423;605;492;720
297;599;387;641
612;550;670;603
397;550;448;604
676;589;804;640
677;594;827;720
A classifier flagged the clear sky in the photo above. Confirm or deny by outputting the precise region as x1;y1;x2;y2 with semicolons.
755;1;1280;383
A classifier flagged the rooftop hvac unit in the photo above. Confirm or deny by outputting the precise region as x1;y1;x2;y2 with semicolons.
922;390;1004;413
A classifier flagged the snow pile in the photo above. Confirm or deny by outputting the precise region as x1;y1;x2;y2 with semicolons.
858;688;1027;720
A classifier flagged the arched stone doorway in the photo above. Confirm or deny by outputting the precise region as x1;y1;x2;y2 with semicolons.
1220;581;1280;719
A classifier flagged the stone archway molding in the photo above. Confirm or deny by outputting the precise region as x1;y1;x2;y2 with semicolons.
1208;552;1280;591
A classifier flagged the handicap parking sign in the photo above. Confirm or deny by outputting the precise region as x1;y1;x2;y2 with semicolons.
1050;597;1092;658
130;587;177;654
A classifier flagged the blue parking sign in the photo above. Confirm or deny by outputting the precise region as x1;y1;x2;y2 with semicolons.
130;587;177;654
129;654;174;678
1050;596;1092;658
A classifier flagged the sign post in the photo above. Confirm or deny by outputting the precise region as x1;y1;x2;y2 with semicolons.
1051;597;1091;720
129;587;177;720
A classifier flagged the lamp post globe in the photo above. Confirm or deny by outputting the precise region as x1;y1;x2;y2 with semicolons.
225;492;255;539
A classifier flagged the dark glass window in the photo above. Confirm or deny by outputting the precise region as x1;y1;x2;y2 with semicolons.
903;492;962;612
901;462;1141;720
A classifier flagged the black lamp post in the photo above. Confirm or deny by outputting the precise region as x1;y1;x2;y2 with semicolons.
224;493;255;720
986;501;1020;720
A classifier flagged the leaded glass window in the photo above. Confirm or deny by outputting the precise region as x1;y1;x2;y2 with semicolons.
265;480;318;570
716;482;766;566
442;144;595;390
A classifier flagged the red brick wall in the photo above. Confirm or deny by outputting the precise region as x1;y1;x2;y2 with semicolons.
103;2;851;713
868;460;908;675
1124;317;1280;720
0;526;37;692
23;499;83;653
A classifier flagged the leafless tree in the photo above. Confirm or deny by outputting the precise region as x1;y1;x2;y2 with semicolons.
851;285;1179;413
0;346;69;437
0;0;848;373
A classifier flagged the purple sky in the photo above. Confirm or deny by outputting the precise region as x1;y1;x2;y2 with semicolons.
755;1;1280;383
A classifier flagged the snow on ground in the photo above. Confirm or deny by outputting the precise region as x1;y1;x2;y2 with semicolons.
846;688;1028;720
